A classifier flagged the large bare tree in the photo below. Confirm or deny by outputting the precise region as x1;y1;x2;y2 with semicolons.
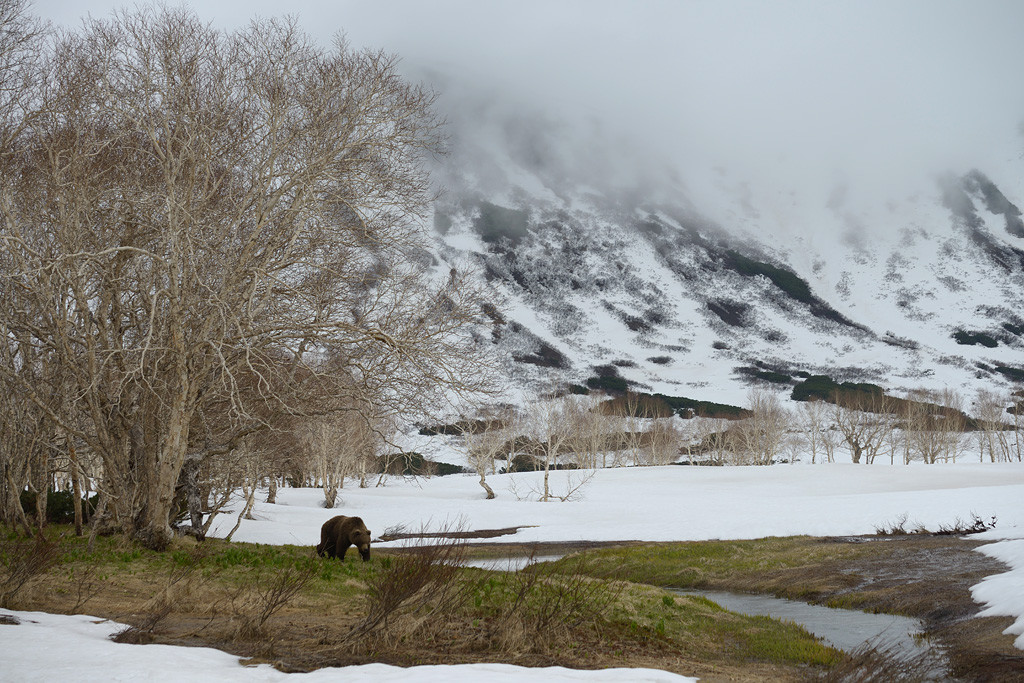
0;6;491;548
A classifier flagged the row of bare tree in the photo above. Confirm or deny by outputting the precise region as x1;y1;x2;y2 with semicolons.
0;2;492;546
456;386;1024;500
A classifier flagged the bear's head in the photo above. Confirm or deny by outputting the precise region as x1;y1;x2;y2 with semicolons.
353;527;371;561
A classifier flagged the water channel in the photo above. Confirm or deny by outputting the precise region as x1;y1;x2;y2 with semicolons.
467;554;951;676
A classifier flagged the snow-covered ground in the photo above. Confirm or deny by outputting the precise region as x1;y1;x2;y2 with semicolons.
3;461;1023;681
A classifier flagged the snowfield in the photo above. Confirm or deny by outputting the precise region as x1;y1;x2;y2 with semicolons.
3;461;1023;681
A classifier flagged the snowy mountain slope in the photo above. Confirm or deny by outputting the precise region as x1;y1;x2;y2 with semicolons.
424;112;1024;408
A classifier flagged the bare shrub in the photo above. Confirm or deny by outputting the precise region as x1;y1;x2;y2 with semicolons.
111;603;173;644
113;544;216;643
471;554;620;653
231;560;318;641
873;513;926;536
65;562;103;613
346;533;469;643
0;533;60;608
935;513;996;536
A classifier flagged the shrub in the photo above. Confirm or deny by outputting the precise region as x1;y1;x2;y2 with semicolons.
20;490;98;525
586;375;630;394
953;329;999;348
653;393;749;420
707;299;750;327
723;250;814;304
0;534;61;608
513;341;570;369
738;367;792;384
790;375;884;403
994;365;1024;382
375;452;465;477
346;532;469;643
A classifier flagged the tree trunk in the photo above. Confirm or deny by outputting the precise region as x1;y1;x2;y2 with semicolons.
266;477;277;504
69;442;82;537
478;471;495;500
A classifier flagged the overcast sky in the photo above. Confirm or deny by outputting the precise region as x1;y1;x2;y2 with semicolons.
32;1;1024;204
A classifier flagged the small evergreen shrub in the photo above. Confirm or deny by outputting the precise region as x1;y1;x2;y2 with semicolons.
790;375;884;403
953;329;999;348
586;375;630;394
20;490;98;524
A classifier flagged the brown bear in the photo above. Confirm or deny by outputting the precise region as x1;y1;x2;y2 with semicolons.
316;515;371;561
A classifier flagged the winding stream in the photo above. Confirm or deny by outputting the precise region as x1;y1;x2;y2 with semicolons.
674;588;950;677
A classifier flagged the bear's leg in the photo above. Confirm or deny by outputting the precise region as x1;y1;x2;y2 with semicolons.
338;541;352;560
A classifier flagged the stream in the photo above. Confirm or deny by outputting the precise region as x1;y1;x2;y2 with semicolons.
465;553;952;676
673;588;949;675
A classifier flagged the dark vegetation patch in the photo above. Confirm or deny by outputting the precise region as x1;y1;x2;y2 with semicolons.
601;301;653;334
473;201;530;246
737;367;792;385
480;302;505;326
611;359;636;368
376;452;465;477
579;386;747;420
723;249;814;304
1002;321;1024;337
791;375;885;404
513;340;571;369
419;419;499;436
597;393;675;418
499;454;581;474
942;174;1024;270
994;365;1024;383
647;355;673;365
652;393;749;420
19;490;99;525
791;375;977;427
706;299;750;327
721;250;864;330
963;169;1024;238
711;341;730;350
585;375;630;394
567;383;591;395
953;329;999;348
881;332;920;350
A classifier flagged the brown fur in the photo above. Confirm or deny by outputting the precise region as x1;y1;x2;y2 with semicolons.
316;515;371;561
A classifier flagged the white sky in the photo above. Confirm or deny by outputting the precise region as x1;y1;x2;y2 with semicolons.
30;0;1024;199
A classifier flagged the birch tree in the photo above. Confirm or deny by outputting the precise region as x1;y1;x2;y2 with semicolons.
0;7;491;548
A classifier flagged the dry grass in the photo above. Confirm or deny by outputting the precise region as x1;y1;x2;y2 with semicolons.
3;526;1020;681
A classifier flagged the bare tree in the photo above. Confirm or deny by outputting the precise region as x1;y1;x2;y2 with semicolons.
0;8;492;548
458;406;520;500
731;388;789;465
832;391;894;464
973;388;1013;462
306;410;375;508
903;388;967;464
691;415;732;466
798;400;830;464
524;398;577;502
